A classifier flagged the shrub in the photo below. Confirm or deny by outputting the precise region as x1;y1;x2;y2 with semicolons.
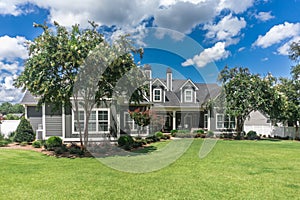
194;129;205;134
32;141;41;148
20;141;27;146
146;135;160;143
46;136;63;150
118;135;134;147
13;117;35;143
155;132;164;139
246;130;258;140
0;134;4;140
206;130;214;138
170;129;178;137
69;147;83;155
163;134;171;140
0;140;9;147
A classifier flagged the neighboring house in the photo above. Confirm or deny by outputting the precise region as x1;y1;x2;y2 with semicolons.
244;111;272;136
22;65;264;141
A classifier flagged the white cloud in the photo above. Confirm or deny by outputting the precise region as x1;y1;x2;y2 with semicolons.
0;35;28;62
255;11;274;22
182;42;229;67
0;62;20;74
217;0;254;13
154;1;218;33
0;74;22;103
204;13;246;43
253;22;300;48
261;57;268;61
277;36;300;55
238;47;245;52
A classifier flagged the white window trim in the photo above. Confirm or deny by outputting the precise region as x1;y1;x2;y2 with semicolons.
204;114;208;129
153;88;162;102
124;112;137;131
184;89;193;102
216;113;236;129
72;108;110;134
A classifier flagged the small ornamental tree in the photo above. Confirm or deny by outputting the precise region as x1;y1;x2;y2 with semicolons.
14;117;35;143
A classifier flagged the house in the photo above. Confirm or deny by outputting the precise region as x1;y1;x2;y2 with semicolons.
21;65;242;141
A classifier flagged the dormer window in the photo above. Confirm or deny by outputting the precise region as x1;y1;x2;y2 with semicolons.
153;88;162;102
184;89;193;102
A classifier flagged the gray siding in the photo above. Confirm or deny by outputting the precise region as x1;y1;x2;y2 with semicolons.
28;117;42;133
45;116;62;137
27;106;42;132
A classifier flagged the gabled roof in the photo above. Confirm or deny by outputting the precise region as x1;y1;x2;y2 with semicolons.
179;79;199;91
152;78;167;88
20;90;38;105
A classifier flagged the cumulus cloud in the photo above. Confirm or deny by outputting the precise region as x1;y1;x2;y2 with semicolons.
0;35;28;62
182;42;229;67
255;11;274;22
204;13;246;43
154;1;218;33
217;0;254;13
238;47;245;52
0;74;23;103
253;22;300;48
277;36;300;55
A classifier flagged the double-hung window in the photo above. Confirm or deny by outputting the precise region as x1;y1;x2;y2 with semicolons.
124;112;137;130
216;114;235;129
153;89;162;102
73;109;109;133
184;89;193;102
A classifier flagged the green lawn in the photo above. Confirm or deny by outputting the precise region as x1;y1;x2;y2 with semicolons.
1;139;300;199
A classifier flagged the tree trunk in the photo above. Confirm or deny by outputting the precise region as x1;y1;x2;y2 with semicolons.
295;123;299;140
236;116;244;137
73;97;83;149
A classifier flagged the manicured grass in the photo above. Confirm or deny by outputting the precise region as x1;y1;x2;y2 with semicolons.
1;139;300;199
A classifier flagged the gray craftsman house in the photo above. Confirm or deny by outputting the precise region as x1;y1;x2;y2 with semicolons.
21;65;239;141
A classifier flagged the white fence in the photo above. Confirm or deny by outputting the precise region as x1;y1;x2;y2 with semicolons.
244;125;297;138
0;120;20;138
271;127;297;138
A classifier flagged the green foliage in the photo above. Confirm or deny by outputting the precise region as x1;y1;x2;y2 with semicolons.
246;131;258;140
218;67;284;135
170;129;178;137
5;114;20;120
118;135;134;147
20;142;27;146
0;102;24;115
206;130;214;137
145;135;160;143
194;129;205;134
155;132;164;139
13;117;35;143
0;140;9;147
32;141;42;148
46;136;63;150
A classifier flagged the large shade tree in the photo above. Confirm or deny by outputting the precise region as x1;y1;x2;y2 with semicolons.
15;22;146;148
276;41;300;138
218;66;284;136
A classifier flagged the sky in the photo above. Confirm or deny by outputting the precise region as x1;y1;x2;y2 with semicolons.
0;0;299;103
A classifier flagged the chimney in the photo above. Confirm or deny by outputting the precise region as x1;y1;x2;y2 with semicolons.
166;67;172;91
144;64;152;101
144;64;152;80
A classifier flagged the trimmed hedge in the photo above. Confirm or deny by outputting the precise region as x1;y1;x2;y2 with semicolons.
13;117;35;143
45;136;63;150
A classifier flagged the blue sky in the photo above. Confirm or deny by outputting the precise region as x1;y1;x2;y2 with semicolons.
0;0;299;103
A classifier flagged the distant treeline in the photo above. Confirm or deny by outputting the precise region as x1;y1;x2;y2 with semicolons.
0;102;24;115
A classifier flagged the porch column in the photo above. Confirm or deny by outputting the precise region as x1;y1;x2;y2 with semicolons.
42;104;46;139
62;106;65;139
207;109;211;130
24;105;27;119
172;110;176;130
